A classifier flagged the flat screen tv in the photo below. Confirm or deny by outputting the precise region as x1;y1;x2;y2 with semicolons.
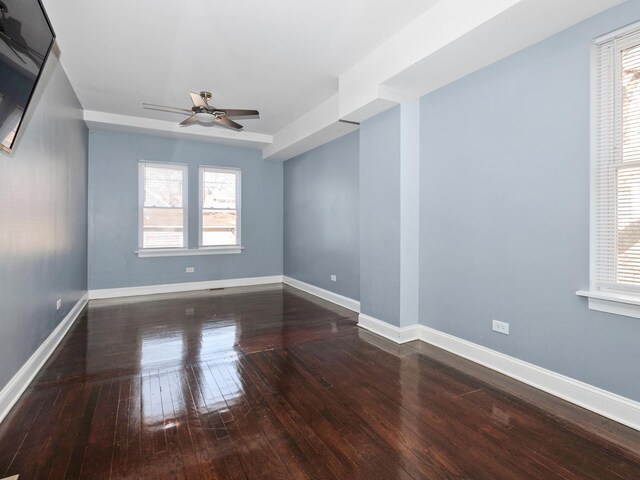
0;0;55;154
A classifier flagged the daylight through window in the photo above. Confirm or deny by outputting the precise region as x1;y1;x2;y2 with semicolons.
200;167;240;247
594;26;640;293
139;162;187;249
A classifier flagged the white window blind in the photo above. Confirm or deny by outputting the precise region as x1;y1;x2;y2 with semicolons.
200;167;240;247
139;162;188;249
594;26;640;293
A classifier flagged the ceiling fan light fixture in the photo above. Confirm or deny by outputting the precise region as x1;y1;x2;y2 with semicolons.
194;112;216;123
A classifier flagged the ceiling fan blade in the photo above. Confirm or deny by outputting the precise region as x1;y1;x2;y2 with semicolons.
190;92;208;108
142;103;191;113
179;115;198;126
143;106;191;116
215;109;259;118
215;116;243;130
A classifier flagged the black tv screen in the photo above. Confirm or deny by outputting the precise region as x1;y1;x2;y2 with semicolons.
0;0;55;153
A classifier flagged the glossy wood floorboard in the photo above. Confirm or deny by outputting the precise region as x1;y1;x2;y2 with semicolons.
1;284;639;479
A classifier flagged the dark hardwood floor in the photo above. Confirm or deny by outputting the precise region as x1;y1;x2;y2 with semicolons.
1;284;639;479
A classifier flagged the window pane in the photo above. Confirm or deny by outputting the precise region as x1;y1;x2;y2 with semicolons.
622;44;640;163
143;207;184;248
144;165;184;207
202;210;237;246
617;167;640;286
203;171;236;209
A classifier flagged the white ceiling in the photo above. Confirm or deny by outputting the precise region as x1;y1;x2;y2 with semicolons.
40;0;627;158
41;0;440;135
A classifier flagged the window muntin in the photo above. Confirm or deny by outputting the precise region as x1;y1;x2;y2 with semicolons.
200;167;240;247
139;162;188;249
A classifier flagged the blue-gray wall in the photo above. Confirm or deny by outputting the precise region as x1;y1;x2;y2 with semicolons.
360;106;402;325
0;54;88;390
284;132;359;300
419;0;640;401
88;132;283;289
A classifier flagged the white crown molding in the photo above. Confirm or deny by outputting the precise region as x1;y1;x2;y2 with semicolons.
357;313;640;432
84;110;273;149
0;293;89;425
89;275;283;300
282;276;360;312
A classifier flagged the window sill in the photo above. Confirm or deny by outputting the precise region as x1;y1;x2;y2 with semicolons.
136;246;244;258
576;290;640;319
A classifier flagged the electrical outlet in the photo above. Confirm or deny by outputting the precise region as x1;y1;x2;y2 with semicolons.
492;320;509;335
186;267;195;273
56;298;62;311
330;275;337;282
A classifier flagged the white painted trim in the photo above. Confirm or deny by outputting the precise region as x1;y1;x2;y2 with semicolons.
282;276;360;313
577;289;640;306
84;110;272;149
576;290;640;319
136;246;243;257
589;41;598;295
595;19;640;44
587;297;640;319
0;293;89;425
89;275;283;300
356;314;640;431
417;326;640;432
357;314;420;344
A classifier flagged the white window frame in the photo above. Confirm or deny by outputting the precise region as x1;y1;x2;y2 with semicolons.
137;161;189;255
135;162;243;257
199;166;242;252
577;21;640;319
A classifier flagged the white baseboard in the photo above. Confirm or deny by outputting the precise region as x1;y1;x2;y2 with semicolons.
358;314;420;343
283;276;360;312
0;293;88;425
357;313;640;432
89;275;284;300
418;326;640;432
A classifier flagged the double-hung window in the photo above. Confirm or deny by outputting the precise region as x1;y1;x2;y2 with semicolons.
200;167;241;247
139;162;188;250
137;161;242;256
581;23;640;317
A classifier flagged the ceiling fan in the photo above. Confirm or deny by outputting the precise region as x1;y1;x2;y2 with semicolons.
143;91;259;131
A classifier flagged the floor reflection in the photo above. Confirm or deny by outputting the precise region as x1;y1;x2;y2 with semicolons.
139;322;245;431
201;322;239;358
2;285;638;479
140;331;184;368
36;284;357;385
